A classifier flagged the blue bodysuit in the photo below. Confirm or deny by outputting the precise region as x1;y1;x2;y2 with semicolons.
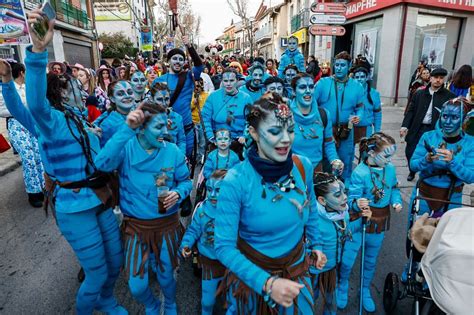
202;149;240;179
239;82;264;103
167;109;186;155
357;87;382;137
278;49;305;78
95;110;127;147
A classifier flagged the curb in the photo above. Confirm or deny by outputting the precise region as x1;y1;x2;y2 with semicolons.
0;159;22;177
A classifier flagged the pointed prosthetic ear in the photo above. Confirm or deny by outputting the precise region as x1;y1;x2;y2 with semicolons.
435;107;442;114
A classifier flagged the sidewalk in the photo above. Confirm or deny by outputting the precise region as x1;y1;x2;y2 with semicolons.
0;119;21;176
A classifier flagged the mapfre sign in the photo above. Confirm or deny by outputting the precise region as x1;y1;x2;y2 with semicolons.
345;0;474;19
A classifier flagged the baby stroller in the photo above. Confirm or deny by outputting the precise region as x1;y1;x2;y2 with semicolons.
382;177;473;315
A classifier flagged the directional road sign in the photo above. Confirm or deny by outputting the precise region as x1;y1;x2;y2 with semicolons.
310;14;347;25
310;2;347;14
309;25;346;36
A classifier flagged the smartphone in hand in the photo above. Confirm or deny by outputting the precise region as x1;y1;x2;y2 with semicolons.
32;1;56;40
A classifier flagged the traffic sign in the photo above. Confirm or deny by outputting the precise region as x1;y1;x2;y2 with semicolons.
310;2;347;14
310;14;347;25
309;25;346;36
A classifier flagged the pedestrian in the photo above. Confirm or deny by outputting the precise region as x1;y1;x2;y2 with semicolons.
95;102;192;315
266;59;277;77
200;71;215;93
263;76;285;97
278;36;305;77
211;63;224;90
320;62;331;78
144;65;159;89
129;70;147;104
337;132;402;313
214;97;326;314
77;66;96;96
400;67;455;181
202;129;239;179
306;55;322;83
97;65;112;93
239;64;265;103
95;66;112;111
86;95;101;123
47;61;66;75
191;78;209;164
405;67;430;114
447;64;472;98
282;64;298;101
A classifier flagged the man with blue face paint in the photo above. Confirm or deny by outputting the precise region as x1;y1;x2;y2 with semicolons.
130;71;147;103
282;65;298;101
180;170;228;315
313;51;365;181
202;68;252;159
149;82;186;154
202;129;240;179
95;102;192;315
264;76;285;98
290;73;343;175
152;35;203;158
337;132;402;312
239;64;265;103
352;66;382;143
278;36;305;78
95;80;136;147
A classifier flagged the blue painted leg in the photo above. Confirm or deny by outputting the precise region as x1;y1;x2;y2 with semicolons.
154;237;178;315
202;277;222;315
361;233;385;313
337;133;355;182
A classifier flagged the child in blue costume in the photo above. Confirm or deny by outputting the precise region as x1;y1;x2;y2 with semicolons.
152;35;203;158
95;103;192;315
95;80;136;147
215;96;327;314
290;73;342;174
408;98;474;219
239;64;265;103
130;71;147;104
283;65;298;101
352;66;382;143
278;36;305;78
202;68;252;159
149;82;186;154
310;172;371;315
2;14;125;314
180;170;228;315
337;132;402;313
313;51;365;181
203;129;240;179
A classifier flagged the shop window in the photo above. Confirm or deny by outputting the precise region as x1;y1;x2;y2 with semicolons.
411;14;461;73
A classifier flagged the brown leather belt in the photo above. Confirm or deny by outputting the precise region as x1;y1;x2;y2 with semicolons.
419;180;463;213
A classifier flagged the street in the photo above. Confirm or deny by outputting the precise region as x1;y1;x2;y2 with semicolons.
1;105;469;314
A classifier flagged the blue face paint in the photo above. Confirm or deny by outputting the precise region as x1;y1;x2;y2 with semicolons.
334;59;350;80
111;81;135;114
222;72;237;94
257;111;295;162
284;69;297;84
170;54;185;73
440;105;462;137
324;180;348;213
373;144;396;167
206;178;223;206
250;69;264;87
266;82;284;96
153;90;171;109
62;78;84;109
288;38;298;52
295;77;314;108
215;130;231;151
143;113;169;149
353;71;368;87
130;71;147;95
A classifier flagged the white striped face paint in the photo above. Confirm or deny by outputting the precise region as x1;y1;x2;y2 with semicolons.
373;144;396;167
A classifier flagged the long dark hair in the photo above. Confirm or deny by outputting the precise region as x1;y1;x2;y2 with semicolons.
359;132;395;163
313;172;339;198
452;65;473;89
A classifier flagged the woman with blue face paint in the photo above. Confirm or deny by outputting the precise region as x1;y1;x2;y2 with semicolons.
180;169;228;315
352;66;382;143
129;71;147;104
239;64;265;103
310;172;371;315
408;98;474;219
282;65;298;101
313;51;365;181
12;14;125;314
149;82;186;154
202;129;240;179
94;80;136;147
215;97;327;314
201;68;253;159
290;73;343;175
95;102;192;315
278;36;305;78
337;132;402;313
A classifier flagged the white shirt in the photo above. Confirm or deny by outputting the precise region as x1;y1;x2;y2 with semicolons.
422;88;436;125
200;72;215;93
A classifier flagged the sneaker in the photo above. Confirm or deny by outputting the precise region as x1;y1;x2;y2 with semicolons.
407;172;416;181
28;193;43;208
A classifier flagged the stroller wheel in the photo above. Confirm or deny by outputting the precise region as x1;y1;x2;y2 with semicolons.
77;267;85;283
383;272;400;313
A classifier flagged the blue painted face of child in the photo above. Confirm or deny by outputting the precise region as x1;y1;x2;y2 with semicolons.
353;71;368;87
111;81;135;114
250;68;264;87
372;144;396;167
334;59;350;80
206;178;223;206
266;82;284;95
323;180;347;212
153;90;171;109
440;105;462;137
284;69;297;85
288;38;298;52
143;113;169;149
216;130;231;151
295;77;314;108
130;71;147;94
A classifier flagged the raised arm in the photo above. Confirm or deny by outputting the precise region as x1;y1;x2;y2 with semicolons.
180;206;203;251
94;124;133;172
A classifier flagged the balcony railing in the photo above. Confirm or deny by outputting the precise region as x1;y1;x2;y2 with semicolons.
291;8;310;33
51;0;92;29
255;26;272;43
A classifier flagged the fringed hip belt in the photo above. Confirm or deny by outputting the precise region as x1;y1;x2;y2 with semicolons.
350;205;391;234
198;254;226;280
218;237;312;315
419;180;463;213
311;267;337;305
121;212;184;279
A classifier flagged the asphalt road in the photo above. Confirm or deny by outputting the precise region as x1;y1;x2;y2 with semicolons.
0;107;436;314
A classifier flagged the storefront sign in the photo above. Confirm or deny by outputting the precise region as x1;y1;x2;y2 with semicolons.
291;28;308;44
310;14;347;25
309;25;346;36
311;2;347;14
346;0;474;19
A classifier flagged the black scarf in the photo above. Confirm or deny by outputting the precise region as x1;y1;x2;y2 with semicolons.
247;145;293;183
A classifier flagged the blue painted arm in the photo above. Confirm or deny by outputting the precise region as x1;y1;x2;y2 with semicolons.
323;110;339;162
302;158;321;250
372;90;382;132
296;53;305;73
449;144;474;184
95;124;134;171
1;80;38;137
175;114;186;154
389;166;402;205
172;150;192;201
203;151;215;179
192;65;204;82
180;206;203;250
410;133;432;173
201;94;215;141
348;167;365;212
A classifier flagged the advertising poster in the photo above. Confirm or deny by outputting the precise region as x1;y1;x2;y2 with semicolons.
421;35;447;67
140;27;152;52
355;28;378;66
94;1;131;21
0;0;31;46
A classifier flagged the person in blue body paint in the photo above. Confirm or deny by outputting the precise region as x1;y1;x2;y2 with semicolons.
407;97;474;219
202;129;240;179
239;64;265;103
215;96;327;314
149;82;186;154
290;73;343;174
352;66;382;143
130;71;147;104
95;102;192;315
95;80;135;147
337;132;402;312
310;172;371;315
152;35;203;157
264;76;285;98
282;65;298;101
202;68;252;159
278;36;305;78
313;51;365;181
180;169;228;315
3;14;126;314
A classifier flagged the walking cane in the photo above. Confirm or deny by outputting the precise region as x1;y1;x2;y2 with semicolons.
359;214;368;315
